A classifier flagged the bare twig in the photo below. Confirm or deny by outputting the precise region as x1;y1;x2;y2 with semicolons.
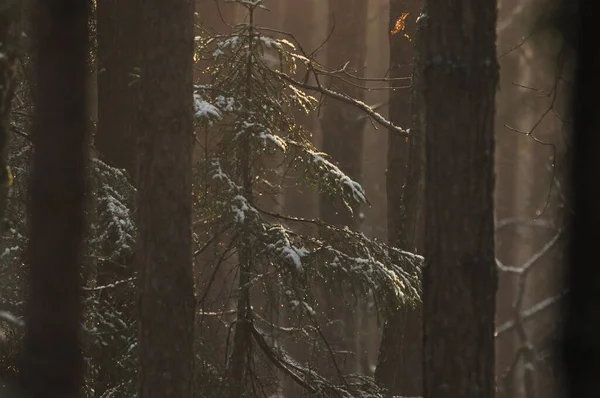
495;291;567;337
495;226;566;398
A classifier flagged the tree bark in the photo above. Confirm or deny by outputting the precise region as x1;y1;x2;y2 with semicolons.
19;1;90;396
562;0;600;396
318;0;368;376
0;0;21;233
94;0;141;395
319;1;367;230
422;0;499;397
375;1;424;395
96;0;140;178
136;0;195;396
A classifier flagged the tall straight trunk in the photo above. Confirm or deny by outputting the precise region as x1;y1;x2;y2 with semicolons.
319;0;368;375
375;1;423;395
96;0;140;178
320;2;367;229
0;0;21;234
19;1;90;396
136;0;195;396
94;0;141;395
563;1;600;396
422;0;498;397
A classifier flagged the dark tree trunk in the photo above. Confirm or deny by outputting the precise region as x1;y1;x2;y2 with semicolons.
96;0;140;178
562;1;600;396
421;0;498;397
376;1;424;395
319;0;367;230
94;0;141;395
318;0;368;375
19;1;90;397
0;0;21;235
136;0;195;396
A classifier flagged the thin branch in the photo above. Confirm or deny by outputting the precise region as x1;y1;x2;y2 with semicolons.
274;70;409;136
83;277;136;292
495;291;567;337
0;310;24;329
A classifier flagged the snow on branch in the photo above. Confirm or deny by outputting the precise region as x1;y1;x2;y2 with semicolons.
87;159;136;260
255;221;422;314
285;140;367;212
208;158;261;225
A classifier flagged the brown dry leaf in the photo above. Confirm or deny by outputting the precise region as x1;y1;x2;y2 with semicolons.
391;12;409;36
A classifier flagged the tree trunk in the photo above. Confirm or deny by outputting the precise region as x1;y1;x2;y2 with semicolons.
422;0;498;397
0;0;21;233
319;0;368;376
19;1;90;396
320;2;367;230
96;0;140;178
375;1;423;395
94;0;141;395
136;0;195;396
563;1;600;396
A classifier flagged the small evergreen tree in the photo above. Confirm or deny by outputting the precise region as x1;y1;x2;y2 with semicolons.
192;1;422;396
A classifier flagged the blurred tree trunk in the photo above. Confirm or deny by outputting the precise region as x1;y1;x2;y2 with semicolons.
318;0;368;375
19;1;90;396
96;0;140;178
136;0;195;396
93;0;141;395
375;0;423;395
0;0;21;234
320;2;367;227
422;0;498;397
563;0;600;396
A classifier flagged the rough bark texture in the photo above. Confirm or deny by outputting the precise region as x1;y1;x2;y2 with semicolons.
375;1;423;395
136;0;195;396
563;1;600;396
318;0;368;375
19;1;89;397
422;0;498;397
94;0;141;395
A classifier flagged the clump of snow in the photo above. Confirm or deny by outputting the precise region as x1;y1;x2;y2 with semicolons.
194;93;222;121
305;147;367;205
